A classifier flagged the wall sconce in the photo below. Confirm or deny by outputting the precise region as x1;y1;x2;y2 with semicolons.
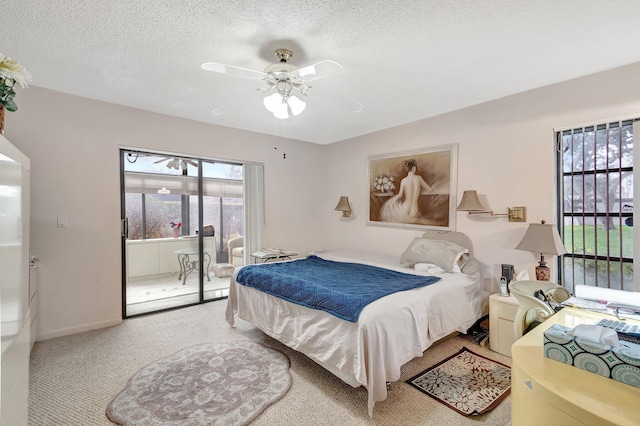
334;196;352;217
515;220;567;281
157;187;171;195
456;190;526;222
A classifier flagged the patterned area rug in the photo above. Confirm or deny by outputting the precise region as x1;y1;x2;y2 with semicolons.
106;341;291;425
407;347;511;416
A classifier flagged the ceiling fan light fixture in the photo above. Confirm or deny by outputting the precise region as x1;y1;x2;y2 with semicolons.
287;95;306;116
264;63;296;74
203;48;357;119
264;93;289;119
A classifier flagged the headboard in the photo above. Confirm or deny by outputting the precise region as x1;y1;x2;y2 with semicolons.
421;230;474;254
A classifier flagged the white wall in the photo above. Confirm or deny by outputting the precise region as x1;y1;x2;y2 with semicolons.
5;88;327;339
318;62;640;293
5;62;640;339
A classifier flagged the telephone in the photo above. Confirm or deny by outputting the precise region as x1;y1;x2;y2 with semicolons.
535;289;563;312
500;264;514;296
499;277;509;296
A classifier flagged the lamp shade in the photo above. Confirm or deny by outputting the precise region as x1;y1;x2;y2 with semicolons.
263;93;288;119
457;190;486;211
263;93;307;119
516;221;566;281
287;95;306;116
334;196;352;217
515;222;567;256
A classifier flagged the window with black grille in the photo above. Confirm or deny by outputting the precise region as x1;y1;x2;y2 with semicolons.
557;119;635;294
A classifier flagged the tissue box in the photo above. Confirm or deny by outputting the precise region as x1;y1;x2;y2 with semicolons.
214;263;234;278
543;324;640;388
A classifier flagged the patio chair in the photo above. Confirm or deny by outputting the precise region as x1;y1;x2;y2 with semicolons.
228;236;244;266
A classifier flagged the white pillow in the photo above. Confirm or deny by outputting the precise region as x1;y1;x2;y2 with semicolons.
414;262;446;273
452;250;468;273
400;237;470;273
460;257;480;275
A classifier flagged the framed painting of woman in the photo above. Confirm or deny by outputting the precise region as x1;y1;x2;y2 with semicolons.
367;144;458;231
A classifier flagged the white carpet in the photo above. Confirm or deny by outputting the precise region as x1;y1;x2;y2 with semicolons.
29;299;512;425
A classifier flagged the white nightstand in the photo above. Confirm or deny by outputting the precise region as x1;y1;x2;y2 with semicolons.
489;293;519;357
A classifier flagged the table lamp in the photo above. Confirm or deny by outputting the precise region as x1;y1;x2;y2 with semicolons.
515;220;567;281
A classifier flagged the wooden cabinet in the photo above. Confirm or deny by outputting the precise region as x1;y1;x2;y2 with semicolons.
489;293;519;356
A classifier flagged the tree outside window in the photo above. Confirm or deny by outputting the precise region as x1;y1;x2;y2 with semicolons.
559;120;634;292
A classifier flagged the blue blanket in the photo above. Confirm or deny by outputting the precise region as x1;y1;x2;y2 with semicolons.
235;255;441;322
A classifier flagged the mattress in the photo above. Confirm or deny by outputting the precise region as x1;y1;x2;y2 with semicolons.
225;250;485;415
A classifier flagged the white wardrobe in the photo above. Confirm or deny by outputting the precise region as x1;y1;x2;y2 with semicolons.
0;134;30;425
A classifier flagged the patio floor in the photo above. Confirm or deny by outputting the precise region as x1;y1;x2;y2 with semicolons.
126;271;231;316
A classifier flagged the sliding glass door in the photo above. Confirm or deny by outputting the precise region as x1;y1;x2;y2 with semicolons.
120;149;252;317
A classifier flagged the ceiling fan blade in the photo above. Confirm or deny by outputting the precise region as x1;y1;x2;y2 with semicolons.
292;60;343;83
184;159;198;167
211;105;229;116
153;158;167;164
201;62;268;80
310;90;363;113
210;91;255;116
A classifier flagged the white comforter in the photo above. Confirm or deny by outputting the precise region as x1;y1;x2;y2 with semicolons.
225;251;485;415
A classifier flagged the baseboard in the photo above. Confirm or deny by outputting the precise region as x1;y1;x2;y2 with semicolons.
36;318;122;341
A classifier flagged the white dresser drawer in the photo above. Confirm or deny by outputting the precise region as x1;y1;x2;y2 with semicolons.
489;293;519;357
499;302;518;320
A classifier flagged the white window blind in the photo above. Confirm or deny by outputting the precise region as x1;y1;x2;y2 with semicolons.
124;171;243;198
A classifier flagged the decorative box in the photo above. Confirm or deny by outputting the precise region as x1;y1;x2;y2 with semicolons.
543;324;640;389
214;263;235;278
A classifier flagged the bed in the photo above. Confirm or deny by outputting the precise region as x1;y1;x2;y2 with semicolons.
225;231;487;415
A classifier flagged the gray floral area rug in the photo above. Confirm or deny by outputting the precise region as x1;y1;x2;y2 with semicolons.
106;341;291;425
406;347;510;416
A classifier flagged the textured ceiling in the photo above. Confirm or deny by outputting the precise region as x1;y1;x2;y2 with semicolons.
2;1;640;144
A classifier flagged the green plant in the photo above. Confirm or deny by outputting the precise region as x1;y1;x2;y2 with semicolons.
0;54;31;112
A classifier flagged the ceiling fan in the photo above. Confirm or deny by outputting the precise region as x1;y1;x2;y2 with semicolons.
153;157;198;171
201;48;362;119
